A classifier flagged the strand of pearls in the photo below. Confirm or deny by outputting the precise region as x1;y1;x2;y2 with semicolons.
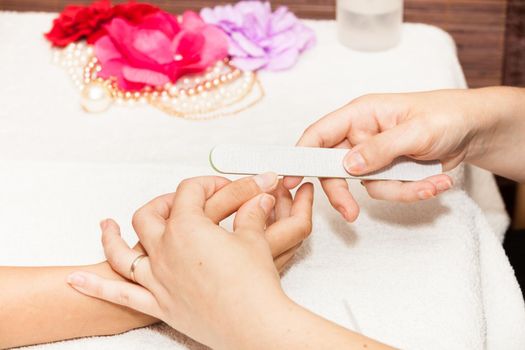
53;42;263;119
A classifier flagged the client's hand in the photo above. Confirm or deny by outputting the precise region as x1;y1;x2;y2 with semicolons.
128;173;311;272
66;175;314;349
284;89;497;221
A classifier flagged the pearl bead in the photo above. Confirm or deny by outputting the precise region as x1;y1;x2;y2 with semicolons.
80;81;112;113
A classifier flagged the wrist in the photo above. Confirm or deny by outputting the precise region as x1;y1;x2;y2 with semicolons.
465;87;525;163
217;290;299;350
464;87;508;162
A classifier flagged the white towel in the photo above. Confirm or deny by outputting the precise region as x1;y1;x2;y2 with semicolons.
0;12;523;350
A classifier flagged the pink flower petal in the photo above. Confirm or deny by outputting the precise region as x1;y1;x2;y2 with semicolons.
94;35;122;64
104;17;162;70
138;12;180;38
132;29;173;64
96;58;145;90
122;65;170;86
199;26;229;65
181;11;205;31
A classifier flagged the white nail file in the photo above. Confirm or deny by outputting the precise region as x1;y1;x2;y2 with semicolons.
210;144;442;181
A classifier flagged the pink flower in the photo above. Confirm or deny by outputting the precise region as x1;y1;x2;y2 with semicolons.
94;11;229;91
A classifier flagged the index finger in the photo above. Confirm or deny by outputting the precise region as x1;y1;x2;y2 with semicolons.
283;105;354;189
171;176;231;218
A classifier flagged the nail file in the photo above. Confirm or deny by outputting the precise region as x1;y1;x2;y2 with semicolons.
210;144;442;181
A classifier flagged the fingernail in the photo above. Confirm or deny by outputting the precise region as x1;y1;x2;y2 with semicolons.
417;190;434;200
253;172;278;191
344;151;366;173
259;194;275;214
435;180;452;193
338;206;349;221
67;273;86;287
99;219;108;230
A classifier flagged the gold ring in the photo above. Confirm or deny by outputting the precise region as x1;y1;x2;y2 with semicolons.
129;254;147;283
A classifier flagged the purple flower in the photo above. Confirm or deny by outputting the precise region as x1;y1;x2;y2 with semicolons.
200;1;315;71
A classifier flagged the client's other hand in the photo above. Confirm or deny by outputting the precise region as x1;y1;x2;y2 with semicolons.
66;175;313;348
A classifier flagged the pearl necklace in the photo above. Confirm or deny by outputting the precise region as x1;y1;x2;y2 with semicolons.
53;41;264;119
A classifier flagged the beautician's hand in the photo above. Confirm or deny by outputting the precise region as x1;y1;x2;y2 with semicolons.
285;87;525;221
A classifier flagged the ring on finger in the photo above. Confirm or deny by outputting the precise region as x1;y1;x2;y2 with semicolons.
129;254;147;283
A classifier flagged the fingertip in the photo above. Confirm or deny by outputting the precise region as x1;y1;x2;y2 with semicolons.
340;204;359;222
425;174;453;194
283;176;302;189
343;149;367;175
99;219;109;230
67;271;87;287
259;193;276;215
297;182;314;200
106;218;120;230
253;172;279;192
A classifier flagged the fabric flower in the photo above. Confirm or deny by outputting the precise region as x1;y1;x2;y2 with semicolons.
94;11;229;90
45;0;160;47
200;1;315;71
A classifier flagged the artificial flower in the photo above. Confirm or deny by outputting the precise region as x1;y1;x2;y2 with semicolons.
45;0;160;47
200;1;315;71
94;11;229;90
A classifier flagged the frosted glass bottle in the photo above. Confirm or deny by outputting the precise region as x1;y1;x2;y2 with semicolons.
337;0;403;51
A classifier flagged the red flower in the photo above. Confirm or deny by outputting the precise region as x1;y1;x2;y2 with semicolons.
45;1;160;47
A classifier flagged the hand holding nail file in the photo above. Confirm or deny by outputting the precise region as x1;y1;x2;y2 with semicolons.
210;144;442;181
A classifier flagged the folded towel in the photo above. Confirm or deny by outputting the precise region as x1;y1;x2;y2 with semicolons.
0;12;523;350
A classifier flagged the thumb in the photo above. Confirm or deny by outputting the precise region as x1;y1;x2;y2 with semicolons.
234;193;275;233
344;122;422;175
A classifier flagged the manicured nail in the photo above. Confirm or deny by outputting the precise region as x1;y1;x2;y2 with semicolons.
435;180;452;193
259;194;276;213
253;172;278;191
417;190;434;200
67;272;86;287
344;151;366;173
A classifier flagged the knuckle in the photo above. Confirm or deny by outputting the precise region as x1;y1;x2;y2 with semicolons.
301;125;324;147
365;187;381;200
246;209;264;223
117;289;131;306
107;253;121;269
177;177;199;191
291;217;312;240
300;219;313;239
101;230;112;246
230;182;257;202
94;282;105;298
131;210;144;230
274;183;291;198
